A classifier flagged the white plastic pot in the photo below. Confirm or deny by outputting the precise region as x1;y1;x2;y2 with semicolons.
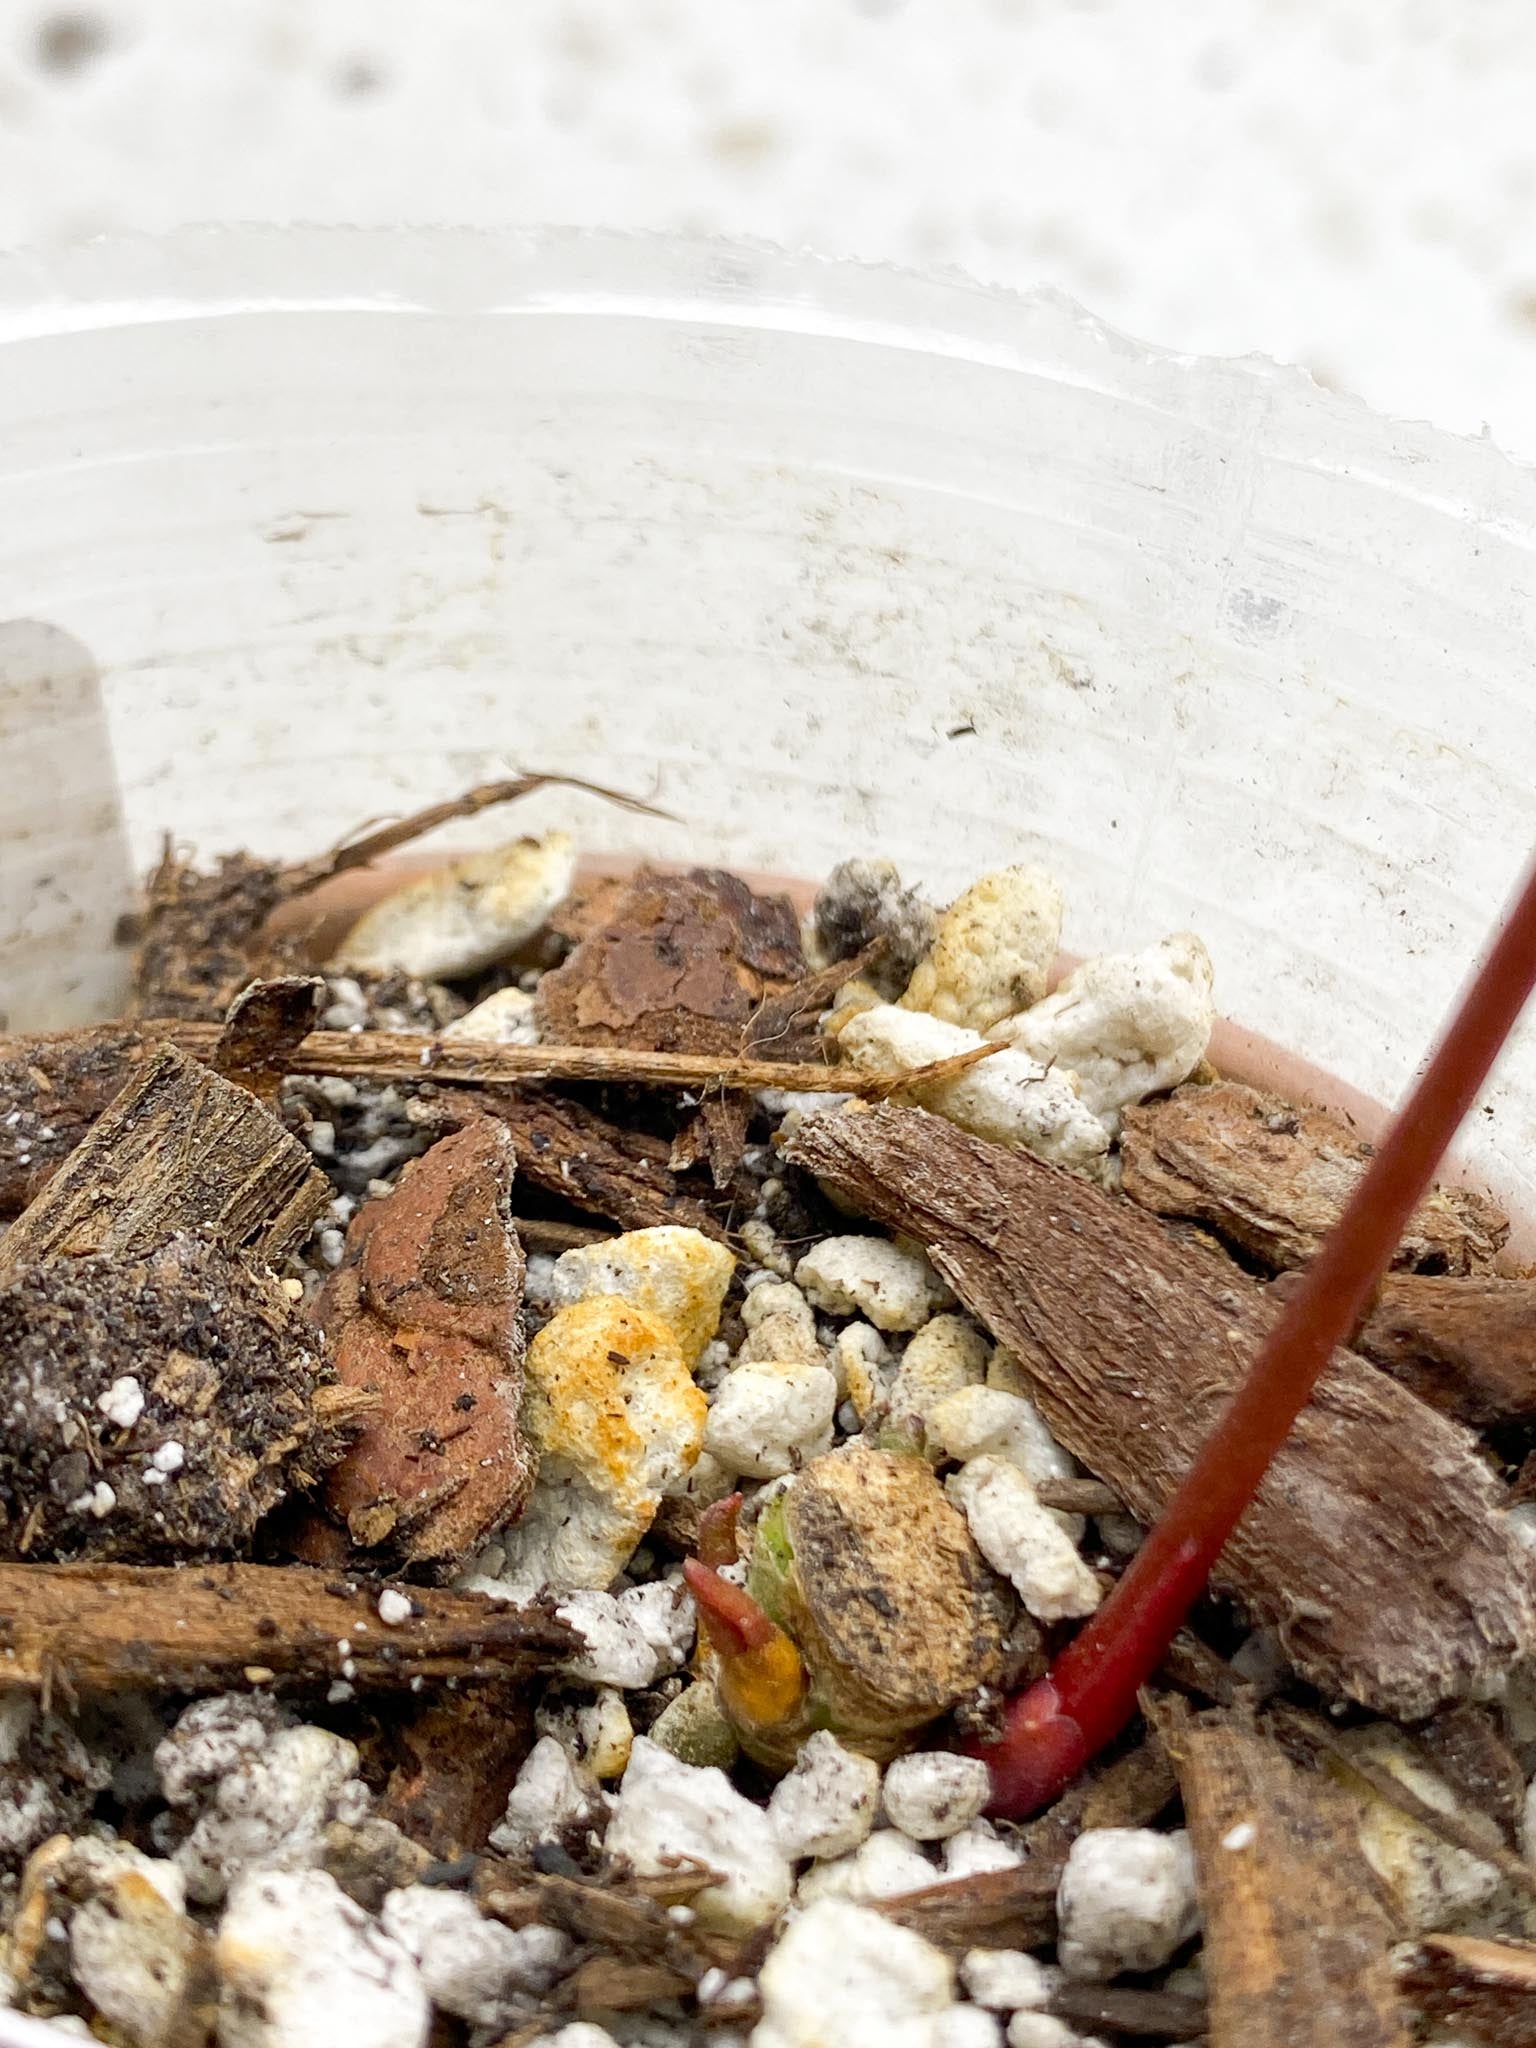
2;224;1535;1233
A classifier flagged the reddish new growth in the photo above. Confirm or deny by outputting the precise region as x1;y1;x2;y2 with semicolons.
685;1493;808;1740
970;854;1536;1818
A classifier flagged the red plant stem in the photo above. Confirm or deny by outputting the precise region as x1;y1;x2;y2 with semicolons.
972;853;1536;1819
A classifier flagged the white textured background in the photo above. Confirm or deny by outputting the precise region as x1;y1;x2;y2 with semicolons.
2;0;1536;456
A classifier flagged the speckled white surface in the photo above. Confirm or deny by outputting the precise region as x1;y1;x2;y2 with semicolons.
2;0;1536;456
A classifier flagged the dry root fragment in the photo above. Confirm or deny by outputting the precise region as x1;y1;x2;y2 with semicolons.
298;1119;534;1572
131;843;298;1020
900;865;1064;1031
331;831;577;980
1120;1079;1508;1274
0;1233;349;1563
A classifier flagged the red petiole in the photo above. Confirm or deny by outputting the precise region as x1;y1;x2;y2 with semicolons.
969;854;1536;1818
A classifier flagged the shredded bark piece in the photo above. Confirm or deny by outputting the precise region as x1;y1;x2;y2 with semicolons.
374;1686;535;1859
478;1089;727;1240
1159;1700;1410;2048
475;1858;744;1996
785;1106;1536;1719
1353;1272;1536;1427
294;1120;535;1573
0;1043;330;1280
1047;1982;1209;2041
1398;1933;1536;2046
0;1562;572;1695
130;842;298;1019
872;1862;1062;1955
1120;1080;1507;1274
1413;1705;1528;1841
0;1234;361;1563
534;867;806;1054
211;974;326;1104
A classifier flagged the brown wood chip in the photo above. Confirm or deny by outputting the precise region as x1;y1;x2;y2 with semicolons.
373;1686;535;1860
0;1042;330;1280
1159;1701;1409;2048
785;1106;1536;1719
1120;1080;1506;1274
293;1120;535;1572
1354;1272;1536;1428
1048;1981;1209;2041
873;1862;1063;1955
1398;1933;1536;2045
211;975;326;1103
534;867;807;1055
0;1562;572;1696
480;1089;727;1240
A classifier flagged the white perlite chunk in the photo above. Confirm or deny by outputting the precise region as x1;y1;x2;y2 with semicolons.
795;1234;953;1333
936;2012;1006;2048
767;1731;881;1861
543;2029;622;2048
836;1006;1111;1174
960;1948;1054;2012
331;830;576;980
738;1280;824;1367
556;1580;695;1688
489;1736;606;1859
1006;2020;1092;2048
999;934;1215;1127
889;1314;991;1426
215;1869;428;2048
608;1739;791;1933
376;1589;413;1628
479;1298;706;1599
171;1723;371;1905
549;1226;736;1367
537;1687;634;1780
925;1386;1083;1538
753;1897;955;2048
1056;1828;1200;1980
704;1359;838;1479
948;1459;1101;1623
156;1695;291;1810
439;985;540;1045
900;865;1064;1031
795;1827;936;1905
883;1753;993;1841
96;1374;145;1429
380;1885;571;2024
944;1819;1025;1878
57;1839;195;2048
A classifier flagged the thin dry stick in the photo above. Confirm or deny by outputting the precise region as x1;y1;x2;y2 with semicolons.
102;1020;1002;1097
279;773;677;899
